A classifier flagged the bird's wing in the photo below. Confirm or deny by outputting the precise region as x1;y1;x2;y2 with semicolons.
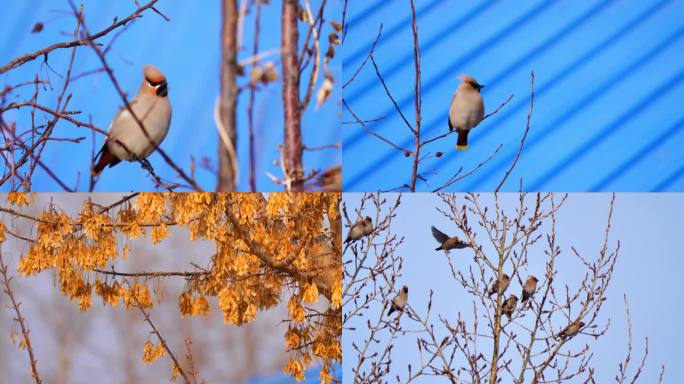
109;99;141;135
431;226;449;244
476;94;485;122
560;324;571;335
488;280;498;294
448;94;457;131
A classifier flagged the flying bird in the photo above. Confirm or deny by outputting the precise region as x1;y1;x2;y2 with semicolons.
448;74;485;150
431;226;470;252
521;276;539;303
502;294;518;320
94;65;172;175
344;216;373;243
488;273;510;297
387;285;408;316
557;320;585;340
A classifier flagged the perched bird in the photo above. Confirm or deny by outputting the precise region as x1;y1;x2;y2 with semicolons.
94;65;172;175
316;165;342;192
502;294;518;319
431;226;470;252
344;216;373;243
448;75;485;150
557;320;585;340
387;285;408;316
521;276;539;303
488;273;510;297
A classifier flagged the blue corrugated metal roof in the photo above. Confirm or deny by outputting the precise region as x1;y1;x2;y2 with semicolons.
343;0;684;191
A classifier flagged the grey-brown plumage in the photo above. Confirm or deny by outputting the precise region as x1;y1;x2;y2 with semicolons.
521;276;539;303
387;285;408;316
431;226;470;252
557;320;585;340
94;65;171;175
502;294;518;319
448;75;485;150
345;216;373;243
488;273;510;297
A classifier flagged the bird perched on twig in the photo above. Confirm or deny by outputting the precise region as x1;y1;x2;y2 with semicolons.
488;273;510;297
316;165;341;192
502;294;518;320
448;74;485;150
94;65;172;175
344;216;373;243
387;285;408;316
521;276;539;303
557;320;585;340
431;226;470;252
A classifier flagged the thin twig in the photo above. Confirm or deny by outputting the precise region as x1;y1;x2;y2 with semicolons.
0;249;43;384
343;24;383;89
369;55;414;135
134;293;191;384
0;0;164;74
408;0;421;192
495;71;534;192
343;100;410;154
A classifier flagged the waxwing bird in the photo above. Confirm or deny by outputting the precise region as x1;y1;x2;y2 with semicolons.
363;216;374;236
316;165;341;192
488;273;510;297
448;75;485;150
557;320;585;340
344;216;373;243
521;276;539;303
94;65;172;175
431;226;470;252
387;285;408;316
502;294;518;320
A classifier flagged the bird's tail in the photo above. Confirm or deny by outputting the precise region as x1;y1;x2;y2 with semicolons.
435;246;442;251
92;145;119;176
456;130;469;150
387;306;395;316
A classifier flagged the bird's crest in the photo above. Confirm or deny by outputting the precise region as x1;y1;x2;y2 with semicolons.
143;65;166;85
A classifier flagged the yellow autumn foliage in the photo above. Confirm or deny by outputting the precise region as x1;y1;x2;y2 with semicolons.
0;192;342;383
143;339;166;365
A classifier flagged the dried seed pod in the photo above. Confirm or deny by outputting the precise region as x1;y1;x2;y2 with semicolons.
316;76;334;109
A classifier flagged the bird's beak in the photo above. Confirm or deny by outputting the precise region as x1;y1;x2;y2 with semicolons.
156;80;168;97
479;85;486;89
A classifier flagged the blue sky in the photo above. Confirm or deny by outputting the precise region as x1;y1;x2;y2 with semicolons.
343;193;684;382
1;0;341;191
343;0;684;192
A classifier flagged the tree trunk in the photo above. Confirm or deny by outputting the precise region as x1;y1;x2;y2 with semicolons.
281;0;304;191
218;0;238;191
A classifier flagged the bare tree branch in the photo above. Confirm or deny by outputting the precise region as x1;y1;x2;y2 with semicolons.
218;0;239;192
0;248;43;384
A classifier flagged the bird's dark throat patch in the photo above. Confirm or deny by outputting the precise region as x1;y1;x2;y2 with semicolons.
156;81;168;97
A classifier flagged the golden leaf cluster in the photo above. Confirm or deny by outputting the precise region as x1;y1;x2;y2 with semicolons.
142;338;166;365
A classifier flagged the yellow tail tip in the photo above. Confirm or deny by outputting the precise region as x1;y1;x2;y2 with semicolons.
456;145;468;150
